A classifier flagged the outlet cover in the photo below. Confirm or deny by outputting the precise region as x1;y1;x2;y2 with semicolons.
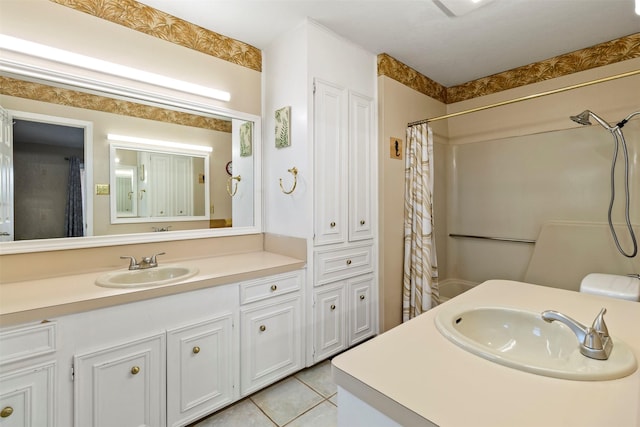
96;184;110;195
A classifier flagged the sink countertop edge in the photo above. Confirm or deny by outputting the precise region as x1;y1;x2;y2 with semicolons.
0;251;306;327
332;280;640;427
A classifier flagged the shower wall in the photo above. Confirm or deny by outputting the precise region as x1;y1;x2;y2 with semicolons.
446;58;640;290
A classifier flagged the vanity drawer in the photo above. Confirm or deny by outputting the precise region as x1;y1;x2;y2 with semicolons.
314;244;373;286
0;321;57;366
240;270;303;305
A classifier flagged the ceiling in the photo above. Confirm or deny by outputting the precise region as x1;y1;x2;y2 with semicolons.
137;0;639;87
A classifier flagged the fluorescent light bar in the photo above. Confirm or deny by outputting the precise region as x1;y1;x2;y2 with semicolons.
636;0;640;15
108;134;213;153
0;35;231;102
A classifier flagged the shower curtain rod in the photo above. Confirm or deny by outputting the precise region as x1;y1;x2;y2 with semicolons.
408;68;640;126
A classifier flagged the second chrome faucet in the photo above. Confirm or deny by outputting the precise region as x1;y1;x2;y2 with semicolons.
541;308;612;360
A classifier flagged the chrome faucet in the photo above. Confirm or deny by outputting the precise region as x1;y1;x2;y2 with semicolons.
120;252;165;270
541;308;612;360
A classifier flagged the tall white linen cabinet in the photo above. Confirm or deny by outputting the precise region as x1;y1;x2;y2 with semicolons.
263;19;379;365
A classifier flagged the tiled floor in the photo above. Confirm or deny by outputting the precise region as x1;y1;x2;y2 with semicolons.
191;360;337;427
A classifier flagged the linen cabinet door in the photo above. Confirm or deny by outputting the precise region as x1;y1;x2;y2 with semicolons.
240;294;302;396
313;282;347;362
347;91;374;242
166;314;235;427
348;274;376;346
314;79;348;246
74;332;166;427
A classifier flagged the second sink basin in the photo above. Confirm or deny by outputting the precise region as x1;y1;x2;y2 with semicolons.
435;305;637;381
96;265;199;288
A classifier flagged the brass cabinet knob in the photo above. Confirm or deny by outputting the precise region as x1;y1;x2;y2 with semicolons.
360;220;365;225
193;346;201;354
259;325;266;332
0;407;13;418
330;222;336;228
270;284;277;291
360;294;365;300
346;259;352;265
330;304;336;311
131;366;140;375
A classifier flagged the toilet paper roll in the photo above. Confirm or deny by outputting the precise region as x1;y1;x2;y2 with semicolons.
580;273;640;302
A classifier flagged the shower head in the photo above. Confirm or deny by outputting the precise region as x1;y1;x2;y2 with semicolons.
570;110;592;126
570;110;614;131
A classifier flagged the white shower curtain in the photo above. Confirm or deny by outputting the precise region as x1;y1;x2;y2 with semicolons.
403;122;439;322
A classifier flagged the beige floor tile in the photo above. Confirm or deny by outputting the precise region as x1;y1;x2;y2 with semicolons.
251;377;324;426
295;360;337;398
328;393;337;406
285;401;337;427
191;399;276;427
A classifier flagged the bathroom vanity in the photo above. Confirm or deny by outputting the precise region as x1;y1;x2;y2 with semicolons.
0;252;307;426
332;280;640;427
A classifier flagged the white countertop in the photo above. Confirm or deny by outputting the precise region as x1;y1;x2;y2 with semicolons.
0;251;305;326
332;280;640;427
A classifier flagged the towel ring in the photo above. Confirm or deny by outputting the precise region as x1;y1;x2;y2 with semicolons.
279;167;298;194
227;175;241;196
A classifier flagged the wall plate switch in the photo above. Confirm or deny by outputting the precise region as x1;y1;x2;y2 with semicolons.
95;184;110;195
390;137;403;160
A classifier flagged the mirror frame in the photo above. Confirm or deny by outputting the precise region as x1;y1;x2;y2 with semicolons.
0;51;262;255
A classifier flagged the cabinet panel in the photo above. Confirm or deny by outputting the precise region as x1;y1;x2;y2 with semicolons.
0;362;55;427
314;80;347;246
314;243;373;286
74;333;166;427
0;322;56;366
348;92;374;242
348;274;375;346
313;282;346;362
240;270;302;304
240;294;302;395
166;315;234;427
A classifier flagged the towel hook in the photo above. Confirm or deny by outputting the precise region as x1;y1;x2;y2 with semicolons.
279;167;298;194
227;175;241;196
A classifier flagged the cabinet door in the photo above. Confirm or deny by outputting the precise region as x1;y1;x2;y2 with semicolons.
173;155;193;216
348;274;376;346
348;91;374;242
313;282;346;362
149;153;171;217
240;294;302;396
0;362;55;427
74;333;166;427
314;79;347;246
166;314;234;427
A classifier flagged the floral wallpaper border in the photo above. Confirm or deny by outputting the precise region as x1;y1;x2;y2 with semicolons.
0;76;232;133
50;0;262;72
379;33;640;104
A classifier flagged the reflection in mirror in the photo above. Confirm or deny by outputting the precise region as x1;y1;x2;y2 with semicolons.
0;72;261;254
110;143;209;223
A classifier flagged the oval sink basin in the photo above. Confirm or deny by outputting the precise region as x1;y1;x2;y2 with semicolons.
435;306;637;381
96;265;199;288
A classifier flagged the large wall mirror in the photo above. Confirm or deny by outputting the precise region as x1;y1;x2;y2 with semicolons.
0;64;261;254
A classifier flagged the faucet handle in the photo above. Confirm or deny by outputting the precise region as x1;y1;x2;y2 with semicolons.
584;327;604;350
150;252;166;264
120;256;139;270
591;308;609;338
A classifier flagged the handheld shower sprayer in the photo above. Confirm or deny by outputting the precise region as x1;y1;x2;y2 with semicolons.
570;109;640;258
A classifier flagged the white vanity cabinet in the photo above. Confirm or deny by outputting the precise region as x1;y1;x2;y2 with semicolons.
0;322;57;427
166;314;235;426
239;270;304;396
74;332;166;427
